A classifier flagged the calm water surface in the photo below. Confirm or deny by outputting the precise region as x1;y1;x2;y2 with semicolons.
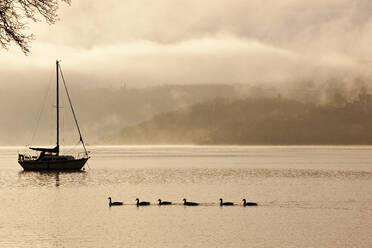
0;146;371;248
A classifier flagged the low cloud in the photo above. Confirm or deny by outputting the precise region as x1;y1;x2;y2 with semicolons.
1;0;372;89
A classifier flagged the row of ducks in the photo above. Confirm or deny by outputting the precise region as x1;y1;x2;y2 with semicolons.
108;197;258;207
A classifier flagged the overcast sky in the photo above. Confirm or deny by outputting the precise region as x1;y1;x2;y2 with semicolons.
1;0;372;88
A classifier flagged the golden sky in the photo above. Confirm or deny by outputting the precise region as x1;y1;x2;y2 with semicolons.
1;0;372;87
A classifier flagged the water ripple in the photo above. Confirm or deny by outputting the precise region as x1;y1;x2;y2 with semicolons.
0;168;370;188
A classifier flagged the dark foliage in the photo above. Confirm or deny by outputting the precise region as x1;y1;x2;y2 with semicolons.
0;0;69;54
107;93;372;145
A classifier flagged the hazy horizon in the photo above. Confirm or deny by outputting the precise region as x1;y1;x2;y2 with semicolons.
1;83;372;146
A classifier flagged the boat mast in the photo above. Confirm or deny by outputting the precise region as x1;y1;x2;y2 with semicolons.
59;64;89;158
56;60;60;155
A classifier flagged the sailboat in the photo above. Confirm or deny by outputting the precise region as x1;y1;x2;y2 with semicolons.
18;60;89;171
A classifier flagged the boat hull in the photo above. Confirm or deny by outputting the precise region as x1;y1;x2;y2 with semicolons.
18;158;88;171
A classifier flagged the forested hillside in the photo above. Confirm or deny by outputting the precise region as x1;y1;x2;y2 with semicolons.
105;93;372;145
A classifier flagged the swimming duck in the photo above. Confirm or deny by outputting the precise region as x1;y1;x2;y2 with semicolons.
136;198;150;206
108;197;123;206
183;198;199;206
219;198;234;206
242;199;257;206
158;199;172;205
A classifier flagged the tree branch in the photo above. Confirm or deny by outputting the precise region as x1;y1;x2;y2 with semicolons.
0;0;70;54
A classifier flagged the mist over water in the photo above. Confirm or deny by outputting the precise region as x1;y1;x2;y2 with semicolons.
0;146;371;248
3;82;372;146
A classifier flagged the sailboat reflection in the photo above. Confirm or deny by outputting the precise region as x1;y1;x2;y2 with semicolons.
56;172;59;187
18;170;87;187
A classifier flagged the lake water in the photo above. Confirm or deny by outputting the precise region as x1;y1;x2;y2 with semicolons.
0;146;371;248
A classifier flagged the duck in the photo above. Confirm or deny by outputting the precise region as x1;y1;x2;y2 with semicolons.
108;197;123;206
219;198;234;206
183;198;199;206
136;198;150;206
242;199;258;206
158;199;172;205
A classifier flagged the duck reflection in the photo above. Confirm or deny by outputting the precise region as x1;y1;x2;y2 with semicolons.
18;170;87;187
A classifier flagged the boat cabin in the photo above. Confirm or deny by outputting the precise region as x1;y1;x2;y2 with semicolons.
18;145;75;162
18;151;75;162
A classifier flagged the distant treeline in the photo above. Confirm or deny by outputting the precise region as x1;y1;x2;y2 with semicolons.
104;92;372;145
3;82;372;145
0;84;239;145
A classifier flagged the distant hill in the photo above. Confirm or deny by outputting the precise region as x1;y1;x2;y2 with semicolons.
103;94;372;145
0;84;240;145
3;81;372;145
